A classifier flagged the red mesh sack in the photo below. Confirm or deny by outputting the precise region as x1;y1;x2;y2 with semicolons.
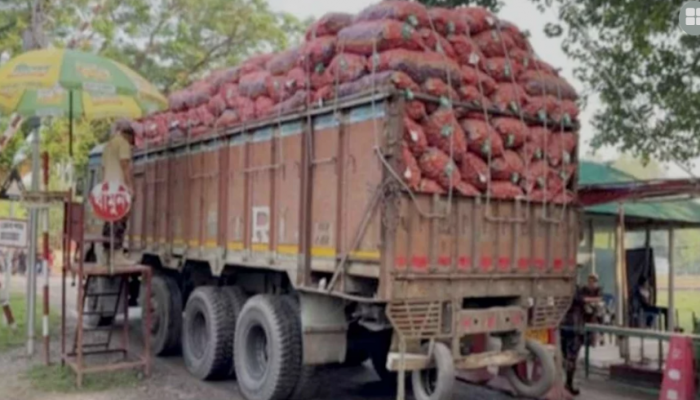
240;71;272;99
491;118;528;149
185;85;210;109
520;160;548;193
547;132;577;166
491;150;524;183
400;144;422;190
489;181;524;200
270;91;309;116
335;70;420;99
404;117;429;156
420;29;456;59
457;86;491;108
309;68;332;90
460;152;490;190
519;71;577;100
454;7;497;35
491;83;529;114
483;57;523;83
529;127;550;148
406;100;427;121
461;119;504;158
207;94;227;117
286;68;308;91
460;66;496;95
551;190;575;204
168;91;187;112
254;97;275;119
266;76;292;102
447;35;484;67
299;37;337;71
551;99;580;124
428;8;469;36
423;108;468;162
216;110;240;128
419;148;462;189
527;58;559;76
220;83;240;108
196;105;215;128
266;48;302;76
497;20;531;51
306;12;354;40
522;95;558;122
354;1;430;28
314;86;333;103
185;107;202;128
327;54;368;84
210;67;240;90
372;49;462;85
507;49;533;68
230;96;256;122
456;181;480;197
519;142;544;164
474;29;517;58
418;179;446;195
422;78;458;101
338;21;424;56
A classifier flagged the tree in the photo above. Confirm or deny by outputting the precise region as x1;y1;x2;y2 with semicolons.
417;0;697;165
0;0;306;183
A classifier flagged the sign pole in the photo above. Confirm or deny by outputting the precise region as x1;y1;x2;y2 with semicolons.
27;127;40;357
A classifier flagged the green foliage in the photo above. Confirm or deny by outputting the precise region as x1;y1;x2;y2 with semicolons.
416;0;698;164
0;0;306;197
0;294;58;352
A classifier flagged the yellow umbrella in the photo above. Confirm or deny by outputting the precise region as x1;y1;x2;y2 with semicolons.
0;48;167;155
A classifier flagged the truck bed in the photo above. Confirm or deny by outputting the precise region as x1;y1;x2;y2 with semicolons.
128;92;578;323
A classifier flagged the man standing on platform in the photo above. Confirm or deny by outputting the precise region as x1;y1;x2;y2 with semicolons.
101;119;135;266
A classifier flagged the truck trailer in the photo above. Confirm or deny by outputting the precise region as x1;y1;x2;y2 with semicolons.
83;92;578;400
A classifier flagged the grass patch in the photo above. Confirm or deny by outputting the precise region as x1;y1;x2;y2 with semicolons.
0;293;59;352
657;289;700;333
25;364;140;393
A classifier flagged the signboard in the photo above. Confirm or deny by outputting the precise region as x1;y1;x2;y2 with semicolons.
0;219;28;248
88;181;132;222
0;168;25;201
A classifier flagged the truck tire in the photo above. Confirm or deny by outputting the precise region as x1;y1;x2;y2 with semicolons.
182;286;235;380
234;295;302;400
222;286;248;377
143;273;182;356
503;339;556;398
280;296;319;400
411;342;455;400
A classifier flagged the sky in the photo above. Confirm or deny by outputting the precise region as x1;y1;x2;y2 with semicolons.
266;0;696;179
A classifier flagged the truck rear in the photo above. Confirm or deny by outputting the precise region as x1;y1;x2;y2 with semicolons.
83;91;578;400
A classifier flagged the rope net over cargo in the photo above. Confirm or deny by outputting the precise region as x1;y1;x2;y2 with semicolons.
132;1;580;219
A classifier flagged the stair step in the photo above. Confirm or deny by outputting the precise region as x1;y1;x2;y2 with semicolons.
84;291;122;297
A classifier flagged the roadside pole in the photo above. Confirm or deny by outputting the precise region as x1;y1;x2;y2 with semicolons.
41;152;50;365
26;127;40;356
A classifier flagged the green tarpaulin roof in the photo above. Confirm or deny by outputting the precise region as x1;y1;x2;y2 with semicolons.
579;161;700;224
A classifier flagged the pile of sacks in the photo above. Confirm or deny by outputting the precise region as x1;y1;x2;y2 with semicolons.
135;1;579;204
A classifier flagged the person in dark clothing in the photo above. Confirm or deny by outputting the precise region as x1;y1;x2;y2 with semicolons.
633;279;662;328
560;274;603;396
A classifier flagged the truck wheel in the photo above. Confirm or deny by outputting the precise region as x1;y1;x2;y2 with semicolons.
143;273;182;356
411;342;455;400
222;286;248;377
182;286;234;380
280;296;319;400
234;295;302;400
503;339;556;398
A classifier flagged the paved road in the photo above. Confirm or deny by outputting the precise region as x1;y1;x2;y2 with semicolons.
6;275;657;400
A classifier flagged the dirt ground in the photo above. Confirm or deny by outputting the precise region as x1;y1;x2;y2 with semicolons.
0;276;659;400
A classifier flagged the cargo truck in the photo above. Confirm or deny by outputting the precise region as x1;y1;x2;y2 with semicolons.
82;92;578;400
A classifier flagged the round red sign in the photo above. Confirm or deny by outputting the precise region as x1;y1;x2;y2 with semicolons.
89;181;132;222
